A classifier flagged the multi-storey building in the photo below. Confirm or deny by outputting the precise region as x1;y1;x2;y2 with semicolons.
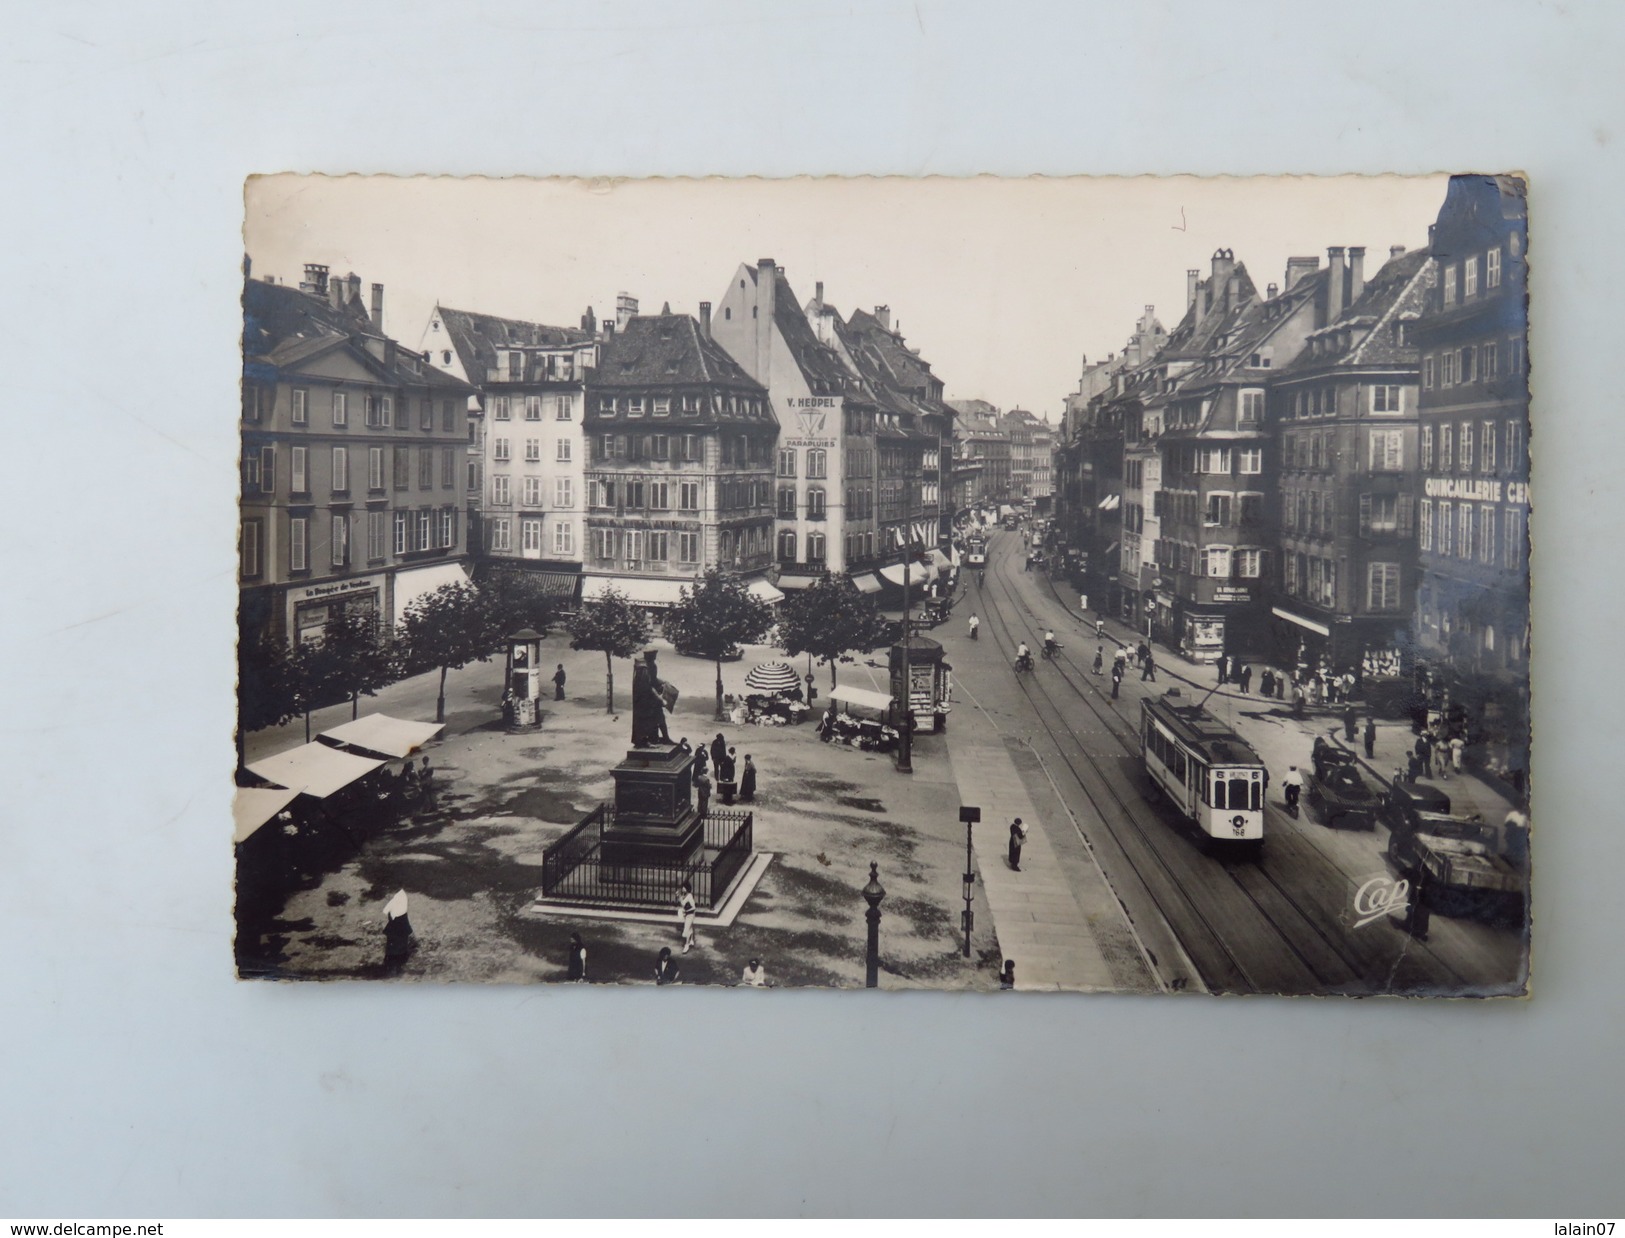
1269;245;1435;676
423;307;599;593
581;307;780;610
949;400;1013;505
1001;408;1053;507
1150;249;1327;662
711;260;874;580
241;265;475;647
1413;175;1530;770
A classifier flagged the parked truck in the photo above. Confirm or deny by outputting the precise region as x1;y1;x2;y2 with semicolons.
1381;782;1528;921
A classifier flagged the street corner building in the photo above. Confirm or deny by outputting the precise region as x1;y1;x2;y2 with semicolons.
240;264;479;649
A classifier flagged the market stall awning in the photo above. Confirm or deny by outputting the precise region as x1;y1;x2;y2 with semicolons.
829;685;894;713
1271;606;1331;637
392;561;471;623
747;580;785;604
319;714;445;760
851;573;882;594
246;743;386;801
232;785;303;844
879;561;934;588
582;575;691;608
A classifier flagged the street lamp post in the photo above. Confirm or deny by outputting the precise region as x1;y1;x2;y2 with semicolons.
896;551;913;774
862;861;886;988
959;806;981;958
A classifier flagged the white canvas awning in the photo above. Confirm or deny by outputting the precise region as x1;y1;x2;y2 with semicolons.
392;561;470;623
747;580;785;604
232;785;303;844
879;561;934;588
829;685;894;713
1272;606;1331;637
851;573;882;594
246;743;387;800
319;714;445;760
776;575;821;590
929;548;955;572
582;575;691;608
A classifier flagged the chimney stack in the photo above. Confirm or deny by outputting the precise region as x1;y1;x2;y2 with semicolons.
1186;269;1200;307
1284;256;1319;290
699;300;712;341
370;283;384;333
1327;246;1346;322
301;263;329;296
1225;273;1240;313
874;305;891;332
616;292;638;331
1347;246;1366;304
814;280;824;307
1390;244;1407;260
1210;248;1235;293
1266;282;1279;300
756;258;777;382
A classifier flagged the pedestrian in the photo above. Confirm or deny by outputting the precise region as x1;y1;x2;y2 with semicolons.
999;959;1017;990
1136;641;1149;667
694;766;712;820
653;946;681;985
710;732;727;770
1407;750;1424;782
1416;733;1433;778
1344;704;1357;742
1024;554;1033;572
566;932;587;982
1217;654;1229;685
1141;650;1156;682
693;742;709;777
1095;617;1105;640
553;663;567;701
1449;734;1465;775
1342;671;1356;702
678;736;693;755
968;613;980;640
1364;716;1377;760
382;889;414;974
718;746;738;805
1093;646;1104;675
740;754;757;803
1007;817;1027;871
741;958;768;987
1239;664;1252;695
1292;682;1306;718
676;881;697;953
1260;667;1274;698
1111;661;1123;700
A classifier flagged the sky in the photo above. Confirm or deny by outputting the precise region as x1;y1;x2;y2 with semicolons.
245;174;1451;418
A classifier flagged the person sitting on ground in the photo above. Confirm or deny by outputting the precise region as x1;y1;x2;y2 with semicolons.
741;959;768;987
653;947;681;985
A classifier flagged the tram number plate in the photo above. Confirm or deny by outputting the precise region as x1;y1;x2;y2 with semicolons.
1231;814;1247;836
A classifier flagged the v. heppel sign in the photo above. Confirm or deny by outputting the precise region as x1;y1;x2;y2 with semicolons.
1424;477;1531;506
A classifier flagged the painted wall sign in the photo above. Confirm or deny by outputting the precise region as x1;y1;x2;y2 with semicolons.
292;575;380;603
1424;477;1531;506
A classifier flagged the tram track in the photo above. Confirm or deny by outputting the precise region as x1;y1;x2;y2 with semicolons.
967;532;1472;995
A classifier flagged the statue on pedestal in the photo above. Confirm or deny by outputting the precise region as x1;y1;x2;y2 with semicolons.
631;649;677;747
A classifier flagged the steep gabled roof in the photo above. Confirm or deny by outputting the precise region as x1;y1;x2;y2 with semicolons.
741;266;853;396
436;307;592;378
1273;249;1434;376
593;313;767;398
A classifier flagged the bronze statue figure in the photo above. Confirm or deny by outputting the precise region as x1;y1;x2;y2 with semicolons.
631;649;676;747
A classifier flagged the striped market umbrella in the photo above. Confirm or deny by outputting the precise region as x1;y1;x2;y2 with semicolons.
743;660;801;694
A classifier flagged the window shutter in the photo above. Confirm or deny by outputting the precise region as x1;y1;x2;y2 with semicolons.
1359;494;1372;536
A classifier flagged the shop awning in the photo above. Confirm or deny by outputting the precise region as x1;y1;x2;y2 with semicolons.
582;575;691;608
830;685;894;713
776;574;821;590
747;580;785;605
879;561;934;588
1096;494;1121;511
232;785;302;844
526;571;584;600
1272;606;1331;637
929;548;955;572
851;573;882;594
246;743;386;801
392;561;471;623
319;714;445;760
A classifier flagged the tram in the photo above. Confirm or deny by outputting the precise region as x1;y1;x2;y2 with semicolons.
1140;688;1267;845
965;535;987;568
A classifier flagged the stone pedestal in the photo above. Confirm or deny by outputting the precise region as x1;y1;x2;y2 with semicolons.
600;743;703;870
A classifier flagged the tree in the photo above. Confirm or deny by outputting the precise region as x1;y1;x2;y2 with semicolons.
237;628;302;775
778;572;892;692
399;581;502;724
479;567;558;642
568;586;650;713
665;570;775;720
296;610;394;737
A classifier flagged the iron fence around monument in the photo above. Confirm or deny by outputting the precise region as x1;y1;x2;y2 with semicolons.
539;807;754;909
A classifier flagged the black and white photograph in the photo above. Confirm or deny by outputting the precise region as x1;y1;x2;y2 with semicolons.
236;173;1531;996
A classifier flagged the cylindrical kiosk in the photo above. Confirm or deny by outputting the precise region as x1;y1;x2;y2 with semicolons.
503;628;544;729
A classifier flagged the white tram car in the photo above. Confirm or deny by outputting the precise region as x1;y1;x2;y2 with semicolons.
1140;689;1267;844
965;536;987;568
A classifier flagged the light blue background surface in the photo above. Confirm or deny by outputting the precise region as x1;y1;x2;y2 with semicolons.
1;0;1618;1218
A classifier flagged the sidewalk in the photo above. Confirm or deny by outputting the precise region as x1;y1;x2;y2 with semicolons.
1057;582;1520;828
942;725;1146;992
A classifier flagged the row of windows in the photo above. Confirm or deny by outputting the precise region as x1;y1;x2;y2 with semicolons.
594;393;764;420
588;477;704;512
1283;553;1338;608
590;432;773;467
1420;499;1526;570
490;394;574;422
1422;338;1524;390
240;508;458;578
244;445;460;497
778;530;829;563
1286;384;1405;421
777;448;830;479
488;517;575;557
492;437;572;464
586;527;708;566
1153;540;1266;580
242;385;464;433
1167;446;1264;477
777;486;829;518
1421;419;1526;475
1440;238;1517;309
490;476;575;508
1155;489;1266;527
